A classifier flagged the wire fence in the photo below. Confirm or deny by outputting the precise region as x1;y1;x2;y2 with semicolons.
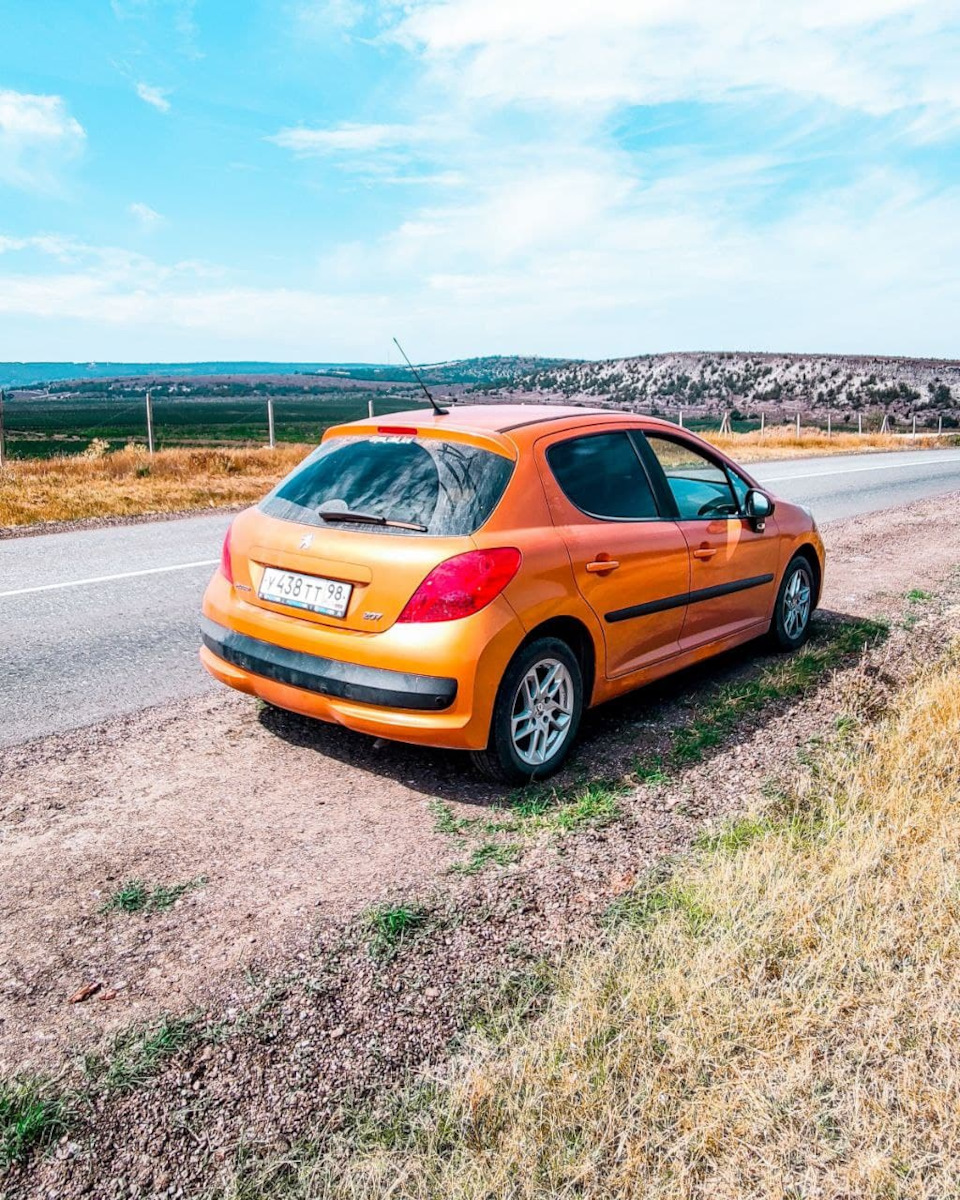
1;385;957;461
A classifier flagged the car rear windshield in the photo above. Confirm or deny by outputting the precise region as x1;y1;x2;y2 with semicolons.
260;435;515;536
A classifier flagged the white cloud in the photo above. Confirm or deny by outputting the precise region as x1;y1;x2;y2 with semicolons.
2;164;959;361
129;201;165;228
294;0;365;35
136;82;172;113
391;0;960;126
0;89;86;191
269;122;434;155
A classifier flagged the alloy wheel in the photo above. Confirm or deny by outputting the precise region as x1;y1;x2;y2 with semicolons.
783;565;812;640
510;658;575;767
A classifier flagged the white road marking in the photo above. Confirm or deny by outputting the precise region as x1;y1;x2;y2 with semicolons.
758;455;960;483
0;559;219;599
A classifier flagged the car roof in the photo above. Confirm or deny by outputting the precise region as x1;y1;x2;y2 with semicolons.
346;403;685;437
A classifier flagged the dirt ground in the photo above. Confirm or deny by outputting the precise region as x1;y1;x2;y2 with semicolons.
2;496;959;1080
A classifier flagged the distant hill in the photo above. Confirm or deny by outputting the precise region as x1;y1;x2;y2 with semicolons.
4;352;958;427
0;356;569;390
474;352;960;426
0;362;374;389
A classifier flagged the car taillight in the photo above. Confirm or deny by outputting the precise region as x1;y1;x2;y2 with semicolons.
397;548;521;623
220;524;234;584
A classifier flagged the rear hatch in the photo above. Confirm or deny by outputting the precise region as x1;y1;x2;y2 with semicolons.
232;429;515;633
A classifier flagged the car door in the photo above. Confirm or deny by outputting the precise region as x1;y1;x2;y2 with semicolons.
535;427;691;679
639;431;780;650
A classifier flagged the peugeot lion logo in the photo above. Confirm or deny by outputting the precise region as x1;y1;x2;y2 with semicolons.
298;533;314;550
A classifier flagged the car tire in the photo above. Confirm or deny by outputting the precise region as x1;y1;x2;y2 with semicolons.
770;555;815;651
470;637;584;785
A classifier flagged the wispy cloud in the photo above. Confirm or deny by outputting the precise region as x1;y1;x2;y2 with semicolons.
0;88;86;191
392;0;960;130
269;122;434;156
294;0;365;36
4;162;959;360
136;82;172;113
129;201;165;228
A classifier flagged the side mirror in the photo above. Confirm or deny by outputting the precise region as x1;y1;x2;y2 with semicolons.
744;488;775;531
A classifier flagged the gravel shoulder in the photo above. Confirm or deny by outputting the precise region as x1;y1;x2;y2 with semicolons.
3;496;960;1197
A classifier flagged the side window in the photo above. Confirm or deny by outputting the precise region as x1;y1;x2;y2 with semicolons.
644;434;739;520
547;432;659;520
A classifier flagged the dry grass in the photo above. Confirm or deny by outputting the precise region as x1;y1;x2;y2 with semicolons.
291;650;960;1199
2;430;957;528
706;427;958;462
0;444;309;527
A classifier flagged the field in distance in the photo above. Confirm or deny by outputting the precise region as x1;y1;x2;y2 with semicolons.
3;351;960;461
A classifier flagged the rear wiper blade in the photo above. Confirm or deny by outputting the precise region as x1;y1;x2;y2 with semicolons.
318;507;427;532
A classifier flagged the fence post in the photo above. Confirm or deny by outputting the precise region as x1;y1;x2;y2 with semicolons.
0;387;6;469
145;390;155;455
760;411;765;438
678;408;684;428
858;413;862;436
796;411;801;440
912;413;917;439
367;398;375;419
267;398;276;449
939;415;943;436
827;410;831;437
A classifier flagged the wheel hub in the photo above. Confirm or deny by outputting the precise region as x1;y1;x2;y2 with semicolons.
783;566;812;639
510;658;575;767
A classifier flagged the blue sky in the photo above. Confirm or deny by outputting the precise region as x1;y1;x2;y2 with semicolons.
0;0;958;362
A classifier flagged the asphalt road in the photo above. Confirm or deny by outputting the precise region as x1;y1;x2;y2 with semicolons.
3;448;960;750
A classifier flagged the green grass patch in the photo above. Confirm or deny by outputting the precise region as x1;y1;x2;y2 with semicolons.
101;876;205;914
0;1078;71;1166
452;843;521;875
85;1016;199;1093
365;904;431;960
667;617;887;770
695;809;825;855
633;756;671;786
525;782;623;832
605;878;713;935
906;588;933;603
429;619;886;874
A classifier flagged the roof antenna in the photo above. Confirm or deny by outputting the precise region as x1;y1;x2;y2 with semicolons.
392;337;448;416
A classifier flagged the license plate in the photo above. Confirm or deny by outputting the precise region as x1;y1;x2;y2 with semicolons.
258;567;353;618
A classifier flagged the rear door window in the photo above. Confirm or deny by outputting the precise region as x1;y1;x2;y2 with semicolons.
260;436;514;536
547;432;659;520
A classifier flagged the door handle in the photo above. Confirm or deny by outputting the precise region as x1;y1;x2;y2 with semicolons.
586;558;620;573
692;546;717;560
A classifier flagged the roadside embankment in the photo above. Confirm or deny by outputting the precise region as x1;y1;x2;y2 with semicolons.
312;636;960;1199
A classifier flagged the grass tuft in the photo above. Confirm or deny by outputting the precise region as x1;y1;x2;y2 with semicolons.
0;1078;71;1166
100;876;205;914
451;843;521;875
85;1016;199;1093
364;904;431;960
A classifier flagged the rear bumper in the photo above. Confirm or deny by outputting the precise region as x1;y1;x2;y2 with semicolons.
201;616;457;711
199;570;523;750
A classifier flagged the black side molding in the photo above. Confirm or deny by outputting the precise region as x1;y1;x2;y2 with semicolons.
201;617;457;711
606;573;775;625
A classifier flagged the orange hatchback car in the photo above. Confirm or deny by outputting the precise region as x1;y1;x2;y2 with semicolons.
201;405;824;782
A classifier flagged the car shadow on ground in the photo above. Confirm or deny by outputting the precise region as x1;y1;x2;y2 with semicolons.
256;608;863;810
